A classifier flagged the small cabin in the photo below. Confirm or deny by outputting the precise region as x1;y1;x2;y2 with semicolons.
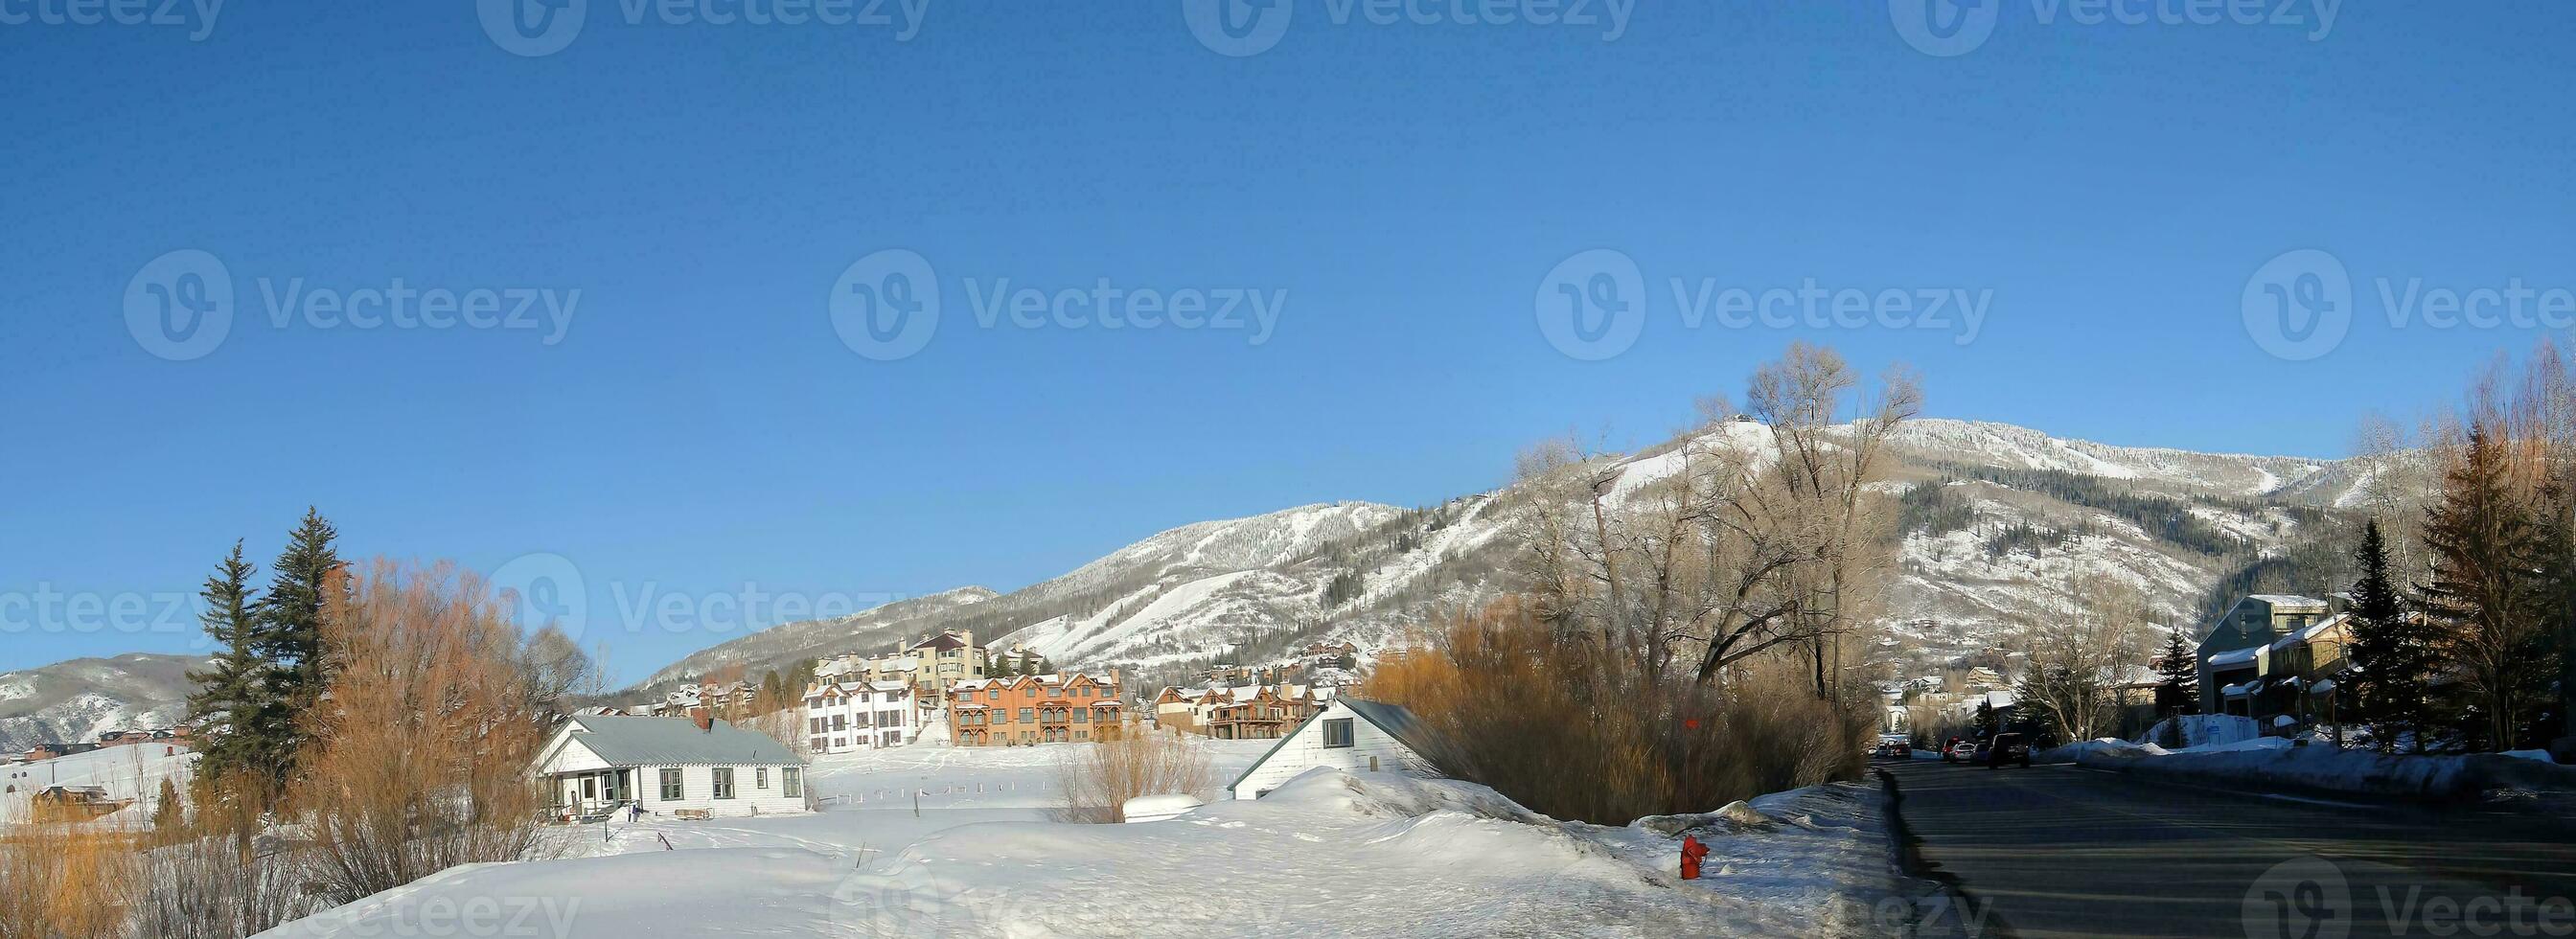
535;713;810;821
1227;699;1446;801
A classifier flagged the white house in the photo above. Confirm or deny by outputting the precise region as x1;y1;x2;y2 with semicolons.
536;714;809;820
802;679;920;754
1227;699;1447;801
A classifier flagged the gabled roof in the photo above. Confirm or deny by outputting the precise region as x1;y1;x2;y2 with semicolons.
555;716;803;768
1226;699;1447;794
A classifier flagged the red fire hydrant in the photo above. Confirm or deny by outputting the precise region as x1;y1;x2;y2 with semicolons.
1679;835;1710;880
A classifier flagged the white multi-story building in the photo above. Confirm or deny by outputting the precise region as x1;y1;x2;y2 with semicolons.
801;680;919;754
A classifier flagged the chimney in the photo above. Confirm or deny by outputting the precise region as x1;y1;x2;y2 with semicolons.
691;708;713;733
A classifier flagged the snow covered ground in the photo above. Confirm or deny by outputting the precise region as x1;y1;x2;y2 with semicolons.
257;741;1903;938
0;743;195;825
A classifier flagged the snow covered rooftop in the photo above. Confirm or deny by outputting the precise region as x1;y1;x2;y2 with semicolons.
2247;594;2329;608
2207;646;2264;667
556;717;803;768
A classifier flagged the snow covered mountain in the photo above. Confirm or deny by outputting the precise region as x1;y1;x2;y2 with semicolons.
636;587;1003;689
629;419;2372;693
0;653;208;754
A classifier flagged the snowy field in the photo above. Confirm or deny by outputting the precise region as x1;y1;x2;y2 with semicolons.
0;743;195;825
256;740;1902;938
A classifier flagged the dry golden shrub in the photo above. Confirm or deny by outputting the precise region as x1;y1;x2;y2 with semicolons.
1366;600;1871;825
1055;722;1212;823
294;560;552;906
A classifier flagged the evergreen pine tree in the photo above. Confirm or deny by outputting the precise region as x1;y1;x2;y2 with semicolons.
257;508;342;734
153;777;183;833
2416;428;2559;750
2153;627;2199;718
184;541;272;784
2347;518;2433;752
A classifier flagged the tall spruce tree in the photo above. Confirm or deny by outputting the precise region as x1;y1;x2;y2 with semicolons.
2153;627;2199;718
258;508;343;729
2347;518;2433;752
2416;428;2558;750
184;541;273;784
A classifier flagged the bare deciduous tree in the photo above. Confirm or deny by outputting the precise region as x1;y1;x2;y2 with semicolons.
296;560;554;905
2013;572;2154;744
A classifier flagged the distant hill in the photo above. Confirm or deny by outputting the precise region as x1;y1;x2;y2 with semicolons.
625;419;2373;694
0;653;209;754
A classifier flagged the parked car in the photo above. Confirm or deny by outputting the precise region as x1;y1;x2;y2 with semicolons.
1942;738;1973;764
1874;739;1912;759
1985;732;2033;768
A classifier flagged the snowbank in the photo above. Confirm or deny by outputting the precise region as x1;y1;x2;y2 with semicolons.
2065;737;2576;801
265;754;1903;938
2138;714;2262;749
840;769;1902;937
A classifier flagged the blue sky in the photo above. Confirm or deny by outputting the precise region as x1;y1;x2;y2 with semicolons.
4;2;2570;678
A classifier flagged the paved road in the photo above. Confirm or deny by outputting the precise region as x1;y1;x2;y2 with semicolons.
1881;757;2576;938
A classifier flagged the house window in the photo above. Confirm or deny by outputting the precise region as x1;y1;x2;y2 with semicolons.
783;768;802;799
1322;718;1354;748
886;730;902;745
1073;709;1089;723
713;768;736;800
1019;708;1034;722
757;767;770;790
659;768;684;802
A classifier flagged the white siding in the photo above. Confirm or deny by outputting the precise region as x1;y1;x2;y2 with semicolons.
1230;701;1436;801
537;736;611;775
632;764;807;817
